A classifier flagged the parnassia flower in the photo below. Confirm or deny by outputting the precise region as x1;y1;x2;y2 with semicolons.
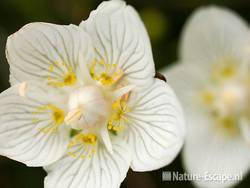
0;0;185;187
164;6;250;188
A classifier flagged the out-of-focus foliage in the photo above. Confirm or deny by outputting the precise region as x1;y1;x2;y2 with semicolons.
0;0;250;188
141;7;168;42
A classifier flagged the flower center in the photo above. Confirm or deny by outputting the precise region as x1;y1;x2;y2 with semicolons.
199;58;250;134
63;60;133;158
220;84;246;112
65;85;111;131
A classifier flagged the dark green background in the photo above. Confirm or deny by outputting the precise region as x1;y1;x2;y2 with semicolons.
0;0;250;187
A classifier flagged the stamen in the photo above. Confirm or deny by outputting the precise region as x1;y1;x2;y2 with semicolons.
18;82;27;97
113;85;135;100
33;104;65;133
47;61;77;87
107;96;130;134
63;73;77;85
64;108;83;125
89;59;124;86
212;58;237;80
200;89;214;105
216;116;238;135
67;133;97;159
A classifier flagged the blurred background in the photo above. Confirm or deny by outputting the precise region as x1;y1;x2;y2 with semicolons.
0;0;250;187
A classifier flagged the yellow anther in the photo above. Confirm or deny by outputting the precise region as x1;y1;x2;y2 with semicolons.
107;95;130;134
33;104;65;134
99;73;114;85
68;133;97;148
89;59;124;86
216;116;238;135
89;59;97;78
221;66;236;78
108;124;113;130
47;61;77;87
200;90;214;105
221;116;235;127
48;72;77;87
67;133;97;159
82;134;97;144
63;73;77;85
212;58;237;80
52;110;65;125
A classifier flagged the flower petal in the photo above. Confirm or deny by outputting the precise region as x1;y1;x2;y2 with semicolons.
162;63;207;107
0;82;70;166
180;6;250;69
6;22;93;86
100;124;113;154
239;118;250;144
125;79;185;171
183;107;250;188
44;140;131;188
80;0;155;87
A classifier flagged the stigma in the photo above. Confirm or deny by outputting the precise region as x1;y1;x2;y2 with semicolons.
219;84;247;114
66;85;111;131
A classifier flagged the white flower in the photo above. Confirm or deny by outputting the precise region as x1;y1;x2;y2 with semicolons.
0;0;185;187
164;6;250;188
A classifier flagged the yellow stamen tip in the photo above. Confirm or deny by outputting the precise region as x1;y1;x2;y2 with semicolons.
200;90;214;105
